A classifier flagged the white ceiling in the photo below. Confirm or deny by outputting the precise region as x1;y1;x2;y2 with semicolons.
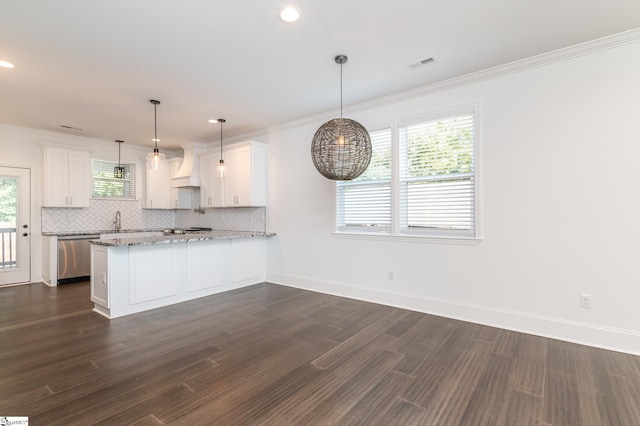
1;0;639;151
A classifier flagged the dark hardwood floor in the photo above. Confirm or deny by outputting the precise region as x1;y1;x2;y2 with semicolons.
1;282;639;425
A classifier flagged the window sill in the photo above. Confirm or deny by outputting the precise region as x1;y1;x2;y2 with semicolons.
332;232;482;245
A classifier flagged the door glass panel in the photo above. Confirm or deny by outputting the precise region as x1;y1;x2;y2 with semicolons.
0;177;18;269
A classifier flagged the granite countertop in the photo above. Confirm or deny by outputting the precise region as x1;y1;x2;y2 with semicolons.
42;228;168;237
90;230;275;247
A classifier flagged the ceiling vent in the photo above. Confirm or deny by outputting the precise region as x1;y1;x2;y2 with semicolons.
171;142;207;188
59;124;83;131
408;57;435;69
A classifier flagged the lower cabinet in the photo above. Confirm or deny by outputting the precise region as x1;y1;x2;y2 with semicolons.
186;239;230;292
129;244;180;304
90;237;267;319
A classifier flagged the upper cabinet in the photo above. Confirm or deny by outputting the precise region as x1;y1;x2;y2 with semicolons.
144;162;170;209
43;147;91;208
144;158;191;209
224;141;267;207
199;152;224;208
199;141;267;208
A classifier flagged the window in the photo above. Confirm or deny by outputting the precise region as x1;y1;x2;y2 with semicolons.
399;114;475;237
92;159;136;199
335;110;477;240
336;128;392;233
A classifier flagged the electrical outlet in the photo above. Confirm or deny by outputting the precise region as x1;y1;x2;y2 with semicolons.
388;270;395;281
580;293;592;309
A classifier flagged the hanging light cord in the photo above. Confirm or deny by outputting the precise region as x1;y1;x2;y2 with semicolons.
118;140;121;167
340;60;343;119
154;103;158;150
217;118;226;161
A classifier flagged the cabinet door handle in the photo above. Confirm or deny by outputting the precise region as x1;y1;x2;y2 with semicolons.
22;233;28;237
70;196;73;205
175;200;178;207
65;196;68;205
150;200;153;207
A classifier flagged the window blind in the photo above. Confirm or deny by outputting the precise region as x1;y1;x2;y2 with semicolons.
92;159;136;199
336;128;392;232
399;114;475;237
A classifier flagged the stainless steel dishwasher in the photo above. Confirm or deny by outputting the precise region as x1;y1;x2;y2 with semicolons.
57;235;99;284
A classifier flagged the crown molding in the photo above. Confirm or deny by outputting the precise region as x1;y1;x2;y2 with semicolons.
259;28;640;135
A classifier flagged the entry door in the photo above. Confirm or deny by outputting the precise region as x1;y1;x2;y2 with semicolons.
0;167;31;285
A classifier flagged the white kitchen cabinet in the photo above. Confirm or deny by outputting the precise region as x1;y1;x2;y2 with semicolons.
145;158;190;209
224;141;267;207
199;152;224;208
144;164;170;209
43;147;91;207
169;158;191;209
198;141;266;208
90;235;269;319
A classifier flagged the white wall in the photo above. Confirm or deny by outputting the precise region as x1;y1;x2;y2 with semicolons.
265;39;640;354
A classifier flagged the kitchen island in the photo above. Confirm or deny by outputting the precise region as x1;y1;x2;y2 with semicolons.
90;231;273;319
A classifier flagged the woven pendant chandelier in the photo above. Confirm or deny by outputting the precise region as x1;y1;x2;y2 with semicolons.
311;55;371;181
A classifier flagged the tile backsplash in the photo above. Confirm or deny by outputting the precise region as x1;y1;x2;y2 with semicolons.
41;189;266;233
176;206;266;232
42;199;175;232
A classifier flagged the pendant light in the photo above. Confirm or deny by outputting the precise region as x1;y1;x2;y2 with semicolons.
217;118;226;178
114;140;125;179
147;99;166;170
311;55;371;180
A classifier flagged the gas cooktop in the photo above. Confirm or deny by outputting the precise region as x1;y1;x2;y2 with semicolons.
163;227;212;235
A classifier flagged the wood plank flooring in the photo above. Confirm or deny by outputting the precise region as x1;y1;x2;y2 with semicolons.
1;281;639;425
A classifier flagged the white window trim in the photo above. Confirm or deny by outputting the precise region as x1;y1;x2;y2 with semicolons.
333;103;482;244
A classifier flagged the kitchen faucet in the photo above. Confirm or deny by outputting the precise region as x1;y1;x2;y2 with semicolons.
114;211;122;232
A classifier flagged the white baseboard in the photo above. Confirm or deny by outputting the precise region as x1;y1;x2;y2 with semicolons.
267;271;640;356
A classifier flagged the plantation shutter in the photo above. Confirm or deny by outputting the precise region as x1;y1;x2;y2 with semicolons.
92;159;136;199
336;128;392;233
399;114;475;237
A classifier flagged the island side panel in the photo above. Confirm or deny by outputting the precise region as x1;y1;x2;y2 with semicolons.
91;245;109;308
129;243;183;304
186;239;230;293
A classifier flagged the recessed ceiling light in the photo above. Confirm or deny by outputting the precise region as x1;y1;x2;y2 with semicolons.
279;6;300;23
0;60;15;69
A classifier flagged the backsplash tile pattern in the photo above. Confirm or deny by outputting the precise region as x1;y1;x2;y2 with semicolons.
177;188;266;232
42;199;176;233
42;189;266;233
176;206;266;232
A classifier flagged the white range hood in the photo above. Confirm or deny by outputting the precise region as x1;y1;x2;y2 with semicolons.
171;142;207;188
